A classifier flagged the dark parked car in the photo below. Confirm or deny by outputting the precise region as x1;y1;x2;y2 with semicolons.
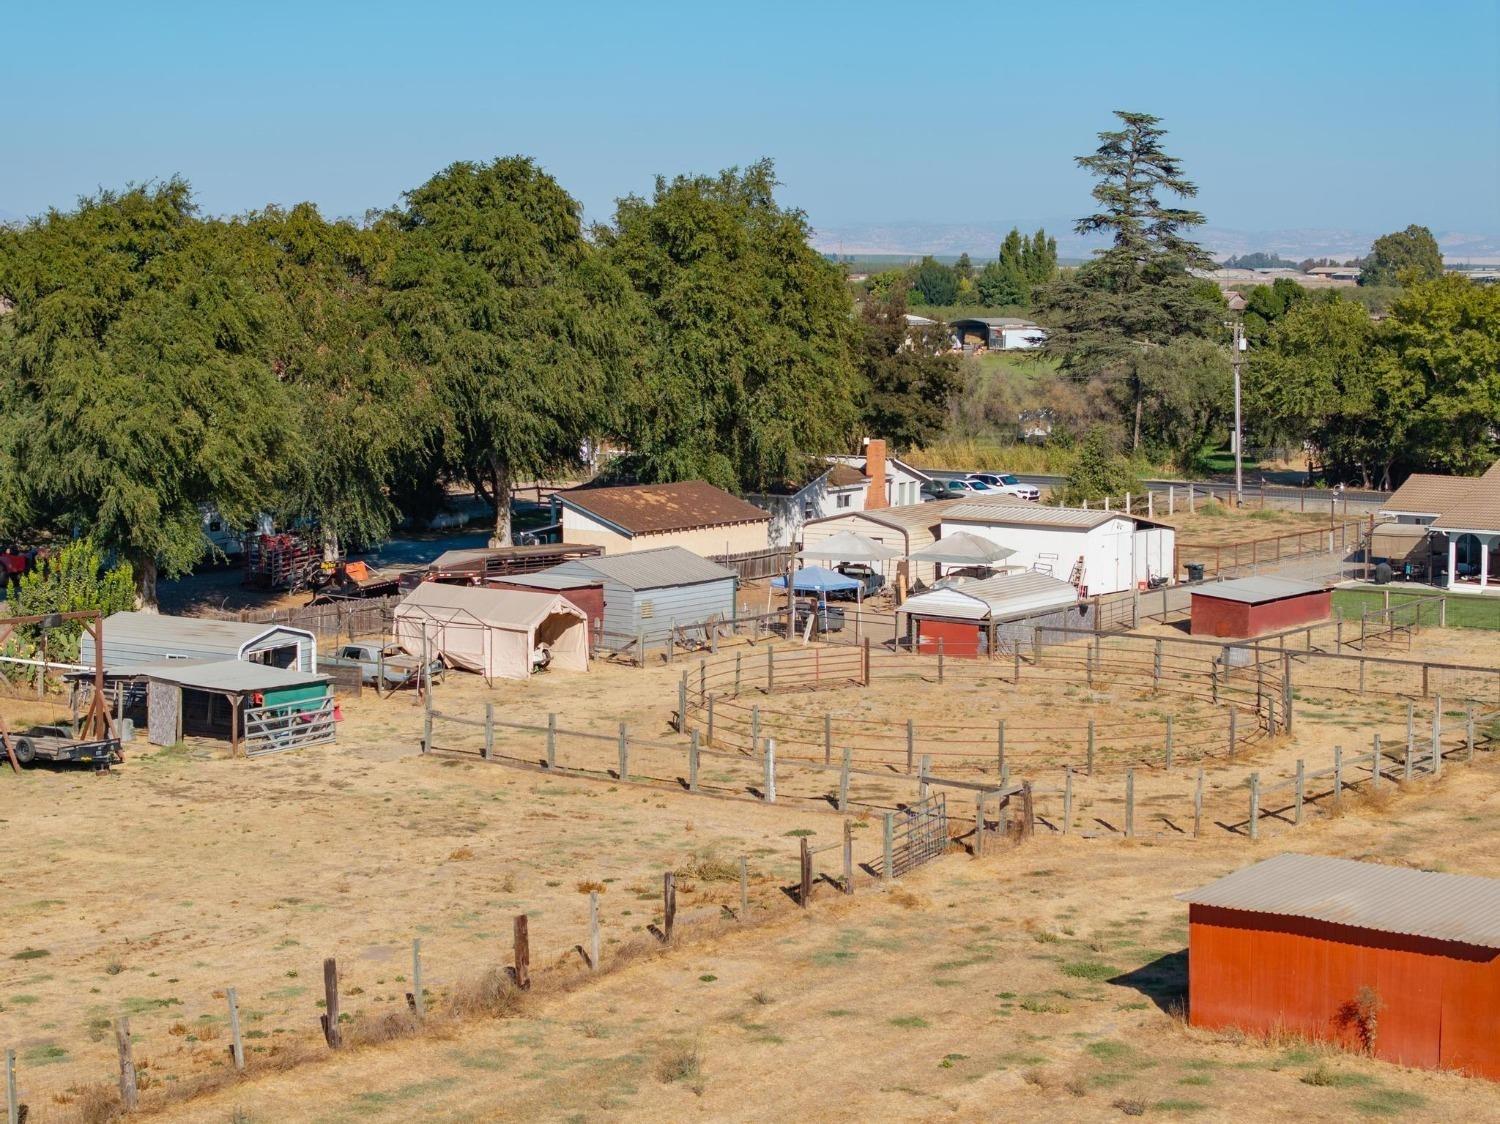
834;564;884;598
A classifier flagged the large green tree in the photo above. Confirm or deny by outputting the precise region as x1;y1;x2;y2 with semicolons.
1360;224;1443;287
854;292;962;451
0;182;293;604
387;157;638;546
602;159;857;491
909;256;959;306
1038;111;1224;451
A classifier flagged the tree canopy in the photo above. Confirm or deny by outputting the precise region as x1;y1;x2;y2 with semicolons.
854;292;962;453
1360;225;1443;287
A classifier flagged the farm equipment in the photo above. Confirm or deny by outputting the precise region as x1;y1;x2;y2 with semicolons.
243;532;323;592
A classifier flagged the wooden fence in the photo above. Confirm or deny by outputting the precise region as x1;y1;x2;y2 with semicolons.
708;546;795;582
197;595;396;643
1174;520;1365;580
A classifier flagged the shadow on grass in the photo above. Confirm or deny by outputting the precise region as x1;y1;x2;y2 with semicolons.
1110;949;1188;1015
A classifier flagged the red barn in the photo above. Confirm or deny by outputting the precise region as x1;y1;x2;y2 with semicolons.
1179;854;1500;1080
1189;576;1331;638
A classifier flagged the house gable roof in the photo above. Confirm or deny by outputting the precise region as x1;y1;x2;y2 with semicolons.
558;481;770;536
1383;460;1500;532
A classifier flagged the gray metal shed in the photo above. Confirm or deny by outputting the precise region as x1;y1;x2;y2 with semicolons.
84;611;317;673
535;547;737;649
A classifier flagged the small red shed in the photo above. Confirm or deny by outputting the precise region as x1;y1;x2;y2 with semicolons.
1179;854;1500;1080
1189;576;1331;638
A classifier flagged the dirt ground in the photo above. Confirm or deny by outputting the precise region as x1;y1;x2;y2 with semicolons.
1157;504;1353;545
2;626;1497;1122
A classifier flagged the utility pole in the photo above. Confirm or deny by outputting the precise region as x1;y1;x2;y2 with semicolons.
1232;318;1245;508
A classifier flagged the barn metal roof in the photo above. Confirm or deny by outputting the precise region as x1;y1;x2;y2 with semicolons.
127;659;330;694
942;502;1124;530
543;546;736;591
899;572;1080;622
101;610;314;648
1177;853;1500;948
1189;577;1326;604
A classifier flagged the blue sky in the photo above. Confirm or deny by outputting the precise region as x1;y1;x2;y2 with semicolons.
6;0;1499;237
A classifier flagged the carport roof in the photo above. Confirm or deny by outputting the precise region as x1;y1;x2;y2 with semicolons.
126;659;329;694
1189;577;1326;605
543;546;736;591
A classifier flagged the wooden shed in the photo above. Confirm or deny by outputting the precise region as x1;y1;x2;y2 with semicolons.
1189;577;1331;638
1179;854;1500;1079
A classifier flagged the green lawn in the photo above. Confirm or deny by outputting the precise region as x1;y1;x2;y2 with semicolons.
1333;589;1500;631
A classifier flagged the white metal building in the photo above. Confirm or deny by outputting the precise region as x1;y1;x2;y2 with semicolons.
84;611;317;673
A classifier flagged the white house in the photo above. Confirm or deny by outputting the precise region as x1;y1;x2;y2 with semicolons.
827;438;932;509
938;502;1174;596
1380;460;1500;592
746;464;871;548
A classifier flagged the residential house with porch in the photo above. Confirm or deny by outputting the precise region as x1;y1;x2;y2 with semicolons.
1379;459;1500;593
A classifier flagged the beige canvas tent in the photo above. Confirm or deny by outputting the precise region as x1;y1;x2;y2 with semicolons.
393;583;589;681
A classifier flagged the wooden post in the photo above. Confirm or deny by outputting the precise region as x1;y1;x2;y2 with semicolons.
843;819;855;892
739;855;750;918
918;753;931;801
1422;664;1429;698
734;651;742;696
1227;708;1236;761
1153;638;1162;688
838;744;851;812
588;891;601;971
937;637;945;682
1169;484;1175;515
767;645;775;693
1333;746;1344;811
116;1017;138;1110
637;626;646;670
1086;719;1095;776
906;719;915;773
973;792;984;857
1165;715;1175;769
1439;596;1447;628
799;836;812;908
1267;693;1277;736
678;674;688;733
751;705;760;748
1021;781;1035;838
1248;773;1260;842
617;722;629;782
997;719;1006;776
863;636;871;685
5;1048;16;1124
1124;768;1135;838
226;986;245;1070
1467;704;1475;762
823;712;832;765
408;939;424;1018
1062;767;1073;834
1013;647;1021;684
1372;734;1383;791
545;712;556;770
663;872;677;941
706;694;715;747
763;739;776;803
699;657;707;704
321;958;343;1047
1431;696;1442;776
883;813;895;881
513;915;531;989
688;729;700;793
1294;759;1305;824
1359;656;1366;694
421;691;432;754
1193;767;1204;838
483;703;494;760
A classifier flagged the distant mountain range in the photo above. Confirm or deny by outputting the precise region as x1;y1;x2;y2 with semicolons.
809;222;1500;265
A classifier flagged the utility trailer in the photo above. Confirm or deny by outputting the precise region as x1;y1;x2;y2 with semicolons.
7;724;122;770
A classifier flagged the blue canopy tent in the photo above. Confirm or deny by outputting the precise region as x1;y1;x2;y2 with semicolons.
771;565;864;637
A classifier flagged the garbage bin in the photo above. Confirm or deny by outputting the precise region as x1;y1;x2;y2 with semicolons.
1184;562;1206;582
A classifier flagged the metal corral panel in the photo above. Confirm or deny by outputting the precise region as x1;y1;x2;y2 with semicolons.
1178;854;1500;947
87;611;316;673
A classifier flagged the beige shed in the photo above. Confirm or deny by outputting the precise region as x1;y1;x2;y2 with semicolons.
393;583;589;681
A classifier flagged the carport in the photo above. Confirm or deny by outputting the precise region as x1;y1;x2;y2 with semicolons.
898;572;1084;657
133;659;335;757
393;583;589;682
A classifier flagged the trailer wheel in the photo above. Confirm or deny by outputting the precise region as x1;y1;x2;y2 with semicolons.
12;737;35;765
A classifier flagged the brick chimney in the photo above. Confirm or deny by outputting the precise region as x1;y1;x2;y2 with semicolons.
862;438;888;509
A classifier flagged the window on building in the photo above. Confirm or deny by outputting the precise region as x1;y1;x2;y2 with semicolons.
837;494;851;509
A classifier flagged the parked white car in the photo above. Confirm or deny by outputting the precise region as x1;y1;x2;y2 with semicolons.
967;473;1040;501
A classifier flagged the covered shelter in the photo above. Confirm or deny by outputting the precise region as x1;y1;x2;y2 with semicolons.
1179;854;1500;1079
393;583;589;682
1189;577;1330;638
897;572;1085;657
131;659;335;757
535;547;738;652
82;611;316;673
908;531;1017;578
802;498;977;587
795;530;903;564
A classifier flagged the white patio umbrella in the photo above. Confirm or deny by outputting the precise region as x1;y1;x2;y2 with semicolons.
795;529;903;562
907;532;1017;567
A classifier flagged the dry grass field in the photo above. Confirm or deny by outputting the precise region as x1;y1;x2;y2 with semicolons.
2;623;1497;1122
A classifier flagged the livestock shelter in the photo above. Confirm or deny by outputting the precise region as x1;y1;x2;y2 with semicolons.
1179;854;1500;1079
82;611;316;673
552;481;770;556
1189;577;1331;638
536;547;737;651
938;502;1174;596
897;573;1085;657
393;583;589;681
132;659;335;757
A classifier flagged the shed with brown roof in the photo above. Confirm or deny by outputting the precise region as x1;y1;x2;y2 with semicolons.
554;481;770;557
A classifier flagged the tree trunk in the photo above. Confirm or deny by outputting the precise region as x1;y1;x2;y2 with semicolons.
488;456;512;549
1132;386;1144;453
132;553;160;612
322;526;341;563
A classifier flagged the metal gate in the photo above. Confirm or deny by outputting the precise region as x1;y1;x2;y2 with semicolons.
886;793;948;877
243;698;337;758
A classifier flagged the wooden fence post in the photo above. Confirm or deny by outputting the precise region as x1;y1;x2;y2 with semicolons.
824;712;832;765
409;939;424;1018
589;891;601;971
320;958;342;1047
545;712;556;770
226;986;245;1070
1227;708;1236;761
734;651;742;695
799;837;812;907
706;694;715;747
739;856;750;919
1013;647;1021;684
997;719;1006;776
1193;767;1204;838
1086;720;1095;776
767;645;775;693
1248;774;1260;842
1467;704;1475;762
1404;727;1414;782
662;873;677;942
483;703;494;761
1431;696;1442;776
1062;767;1073;834
1406;701;1415;765
1153;638;1162;689
751;705;760;749
937;637;945;682
513;916;531;990
688;730;700;793
617;722;629;783
906;719;915;773
5;1048;16;1124
838;744;851;812
1125;768;1135;838
1021;781;1035;838
1294;759;1305;824
116;1017;138;1110
699;657;707;704
763;739;776;803
973;792;984;856
883;813;895;881
637;626;646;670
1372;734;1383;791
863;636;871;685
421;691;433;754
1165;715;1174;769
843;820;855;892
677;674;688;734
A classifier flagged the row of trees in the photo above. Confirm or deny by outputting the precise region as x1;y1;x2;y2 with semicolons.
0;159;957;604
867;227;1059;311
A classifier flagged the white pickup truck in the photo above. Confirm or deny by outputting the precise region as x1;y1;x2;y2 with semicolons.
332;643;445;689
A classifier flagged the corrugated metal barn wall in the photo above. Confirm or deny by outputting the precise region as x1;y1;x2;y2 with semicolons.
630;578;737;644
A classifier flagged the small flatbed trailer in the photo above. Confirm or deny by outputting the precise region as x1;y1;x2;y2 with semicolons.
7;725;122;769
